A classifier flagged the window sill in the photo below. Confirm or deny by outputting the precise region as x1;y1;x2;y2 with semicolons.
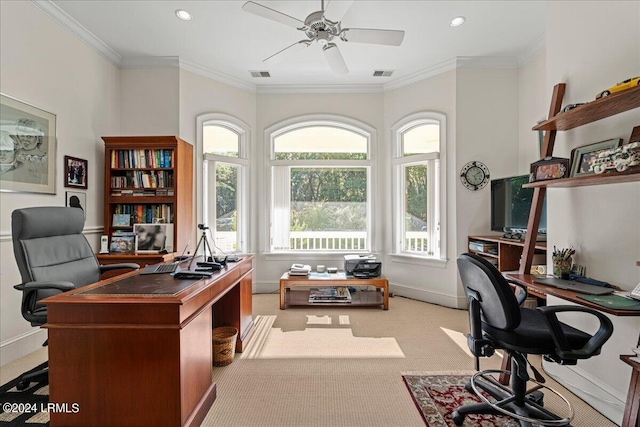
389;253;448;269
264;251;374;262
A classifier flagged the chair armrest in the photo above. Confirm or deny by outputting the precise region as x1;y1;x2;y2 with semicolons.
99;263;140;274
506;279;528;305
537;305;614;360
14;281;75;292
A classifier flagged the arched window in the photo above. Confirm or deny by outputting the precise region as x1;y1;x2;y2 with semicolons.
267;115;375;252
197;114;250;254
392;112;446;260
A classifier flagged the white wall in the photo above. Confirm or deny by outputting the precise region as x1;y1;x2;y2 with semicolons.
541;2;640;423
0;1;121;365
518;50;547;172
120;67;179;135
382;70;462;307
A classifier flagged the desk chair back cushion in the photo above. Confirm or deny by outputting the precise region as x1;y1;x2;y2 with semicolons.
12;207;100;303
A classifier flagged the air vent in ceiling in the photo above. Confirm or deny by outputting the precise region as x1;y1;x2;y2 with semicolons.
250;70;271;78
373;70;394;77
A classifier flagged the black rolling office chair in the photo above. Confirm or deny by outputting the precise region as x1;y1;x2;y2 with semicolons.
11;207;139;390
455;253;614;427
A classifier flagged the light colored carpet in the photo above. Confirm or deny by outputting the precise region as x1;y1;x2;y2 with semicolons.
202;294;617;427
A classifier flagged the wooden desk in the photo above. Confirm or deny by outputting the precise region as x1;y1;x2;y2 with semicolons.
279;273;389;310
96;252;176;278
506;273;640;316
621;355;640;427
44;256;253;427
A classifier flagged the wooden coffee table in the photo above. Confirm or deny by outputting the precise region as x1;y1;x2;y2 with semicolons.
279;272;389;310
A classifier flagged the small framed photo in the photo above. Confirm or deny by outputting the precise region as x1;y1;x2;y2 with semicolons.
570;138;622;177
133;223;174;253
64;155;87;189
110;235;135;254
530;157;570;182
65;191;86;218
112;213;131;227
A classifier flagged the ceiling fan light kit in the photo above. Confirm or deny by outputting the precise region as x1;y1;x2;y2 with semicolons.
242;0;405;75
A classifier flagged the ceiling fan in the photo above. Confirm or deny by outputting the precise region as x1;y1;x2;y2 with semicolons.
242;0;405;75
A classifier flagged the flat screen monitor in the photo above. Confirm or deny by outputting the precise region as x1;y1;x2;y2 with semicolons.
491;175;547;235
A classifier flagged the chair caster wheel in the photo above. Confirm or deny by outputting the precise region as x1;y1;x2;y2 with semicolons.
451;411;465;426
16;381;29;391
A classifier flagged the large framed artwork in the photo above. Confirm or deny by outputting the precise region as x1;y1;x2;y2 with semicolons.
0;94;56;194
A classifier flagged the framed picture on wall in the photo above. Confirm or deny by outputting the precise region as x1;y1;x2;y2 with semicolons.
64;155;88;189
0;93;57;194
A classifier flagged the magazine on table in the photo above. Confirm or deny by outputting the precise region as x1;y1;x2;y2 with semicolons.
308;286;351;303
289;264;312;276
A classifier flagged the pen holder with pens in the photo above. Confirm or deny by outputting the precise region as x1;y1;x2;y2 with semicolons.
553;257;572;279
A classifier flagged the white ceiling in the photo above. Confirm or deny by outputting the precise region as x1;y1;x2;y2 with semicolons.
47;0;546;90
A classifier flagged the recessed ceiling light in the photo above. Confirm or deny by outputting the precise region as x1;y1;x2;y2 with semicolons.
175;9;192;21
450;16;466;27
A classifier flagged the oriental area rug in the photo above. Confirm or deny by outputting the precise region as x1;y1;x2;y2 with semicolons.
0;363;49;427
402;372;518;427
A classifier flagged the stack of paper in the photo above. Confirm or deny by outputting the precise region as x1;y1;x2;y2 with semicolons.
289;264;312;276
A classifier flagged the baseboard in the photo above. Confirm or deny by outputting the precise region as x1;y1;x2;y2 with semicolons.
0;328;47;367
542;360;624;425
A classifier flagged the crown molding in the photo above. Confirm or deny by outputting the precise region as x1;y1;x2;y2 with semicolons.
30;0;121;66
256;84;383;94
455;56;520;69
120;56;180;69
383;58;458;92
517;34;546;66
178;59;257;92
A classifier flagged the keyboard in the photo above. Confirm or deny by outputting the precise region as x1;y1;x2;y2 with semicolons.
140;262;179;275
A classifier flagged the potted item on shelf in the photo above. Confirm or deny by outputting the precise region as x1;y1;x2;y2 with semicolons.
529;157;570;182
552;247;575;279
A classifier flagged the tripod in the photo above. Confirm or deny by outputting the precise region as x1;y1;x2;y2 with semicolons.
187;226;215;270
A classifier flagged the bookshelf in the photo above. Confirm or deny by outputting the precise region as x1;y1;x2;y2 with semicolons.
102;136;193;259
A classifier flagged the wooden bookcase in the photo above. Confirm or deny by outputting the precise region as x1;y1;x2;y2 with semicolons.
102;136;193;258
519;84;640;274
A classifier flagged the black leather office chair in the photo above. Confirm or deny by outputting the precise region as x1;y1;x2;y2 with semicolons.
11;207;139;390
455;253;614;427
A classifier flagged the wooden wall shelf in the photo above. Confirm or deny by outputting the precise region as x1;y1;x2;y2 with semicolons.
533;85;640;131
524;169;640;188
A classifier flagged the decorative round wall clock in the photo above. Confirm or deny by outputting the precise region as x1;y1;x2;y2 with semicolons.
460;161;490;191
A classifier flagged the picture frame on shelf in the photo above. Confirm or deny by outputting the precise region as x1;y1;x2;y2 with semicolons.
133;223;174;253
110;235;135;254
0;93;57;194
529;157;570;182
65;191;86;218
64;155;88;189
112;213;131;227
570;138;622;177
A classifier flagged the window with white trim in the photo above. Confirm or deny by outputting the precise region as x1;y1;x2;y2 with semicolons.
392;113;446;259
201;120;249;253
268;119;374;252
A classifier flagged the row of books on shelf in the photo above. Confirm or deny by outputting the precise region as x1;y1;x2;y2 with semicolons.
308;287;352;303
111;188;175;197
112;204;173;225
110;149;173;169
111;170;174;189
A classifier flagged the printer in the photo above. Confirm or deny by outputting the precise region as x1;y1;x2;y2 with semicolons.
344;254;382;278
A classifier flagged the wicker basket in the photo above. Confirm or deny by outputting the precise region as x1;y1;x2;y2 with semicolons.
212;326;238;366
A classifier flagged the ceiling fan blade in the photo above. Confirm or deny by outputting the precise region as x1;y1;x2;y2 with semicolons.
342;28;405;46
323;43;348;75
323;0;354;22
242;1;304;29
263;40;311;64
